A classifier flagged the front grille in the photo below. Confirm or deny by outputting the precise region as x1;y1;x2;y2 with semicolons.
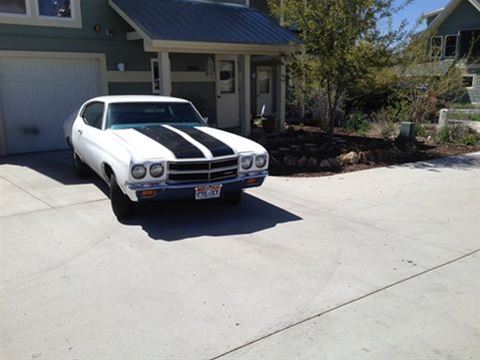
167;157;238;184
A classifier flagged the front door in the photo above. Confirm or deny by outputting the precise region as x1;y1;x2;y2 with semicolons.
216;55;239;128
256;66;273;116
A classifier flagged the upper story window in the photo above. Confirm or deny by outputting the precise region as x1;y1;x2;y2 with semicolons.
444;35;457;58
0;0;81;28
430;36;443;59
0;0;29;15
38;0;71;17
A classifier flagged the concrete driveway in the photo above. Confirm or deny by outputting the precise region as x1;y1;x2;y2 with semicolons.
1;150;479;360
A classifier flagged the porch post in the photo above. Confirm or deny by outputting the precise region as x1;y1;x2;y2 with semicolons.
277;63;286;132
241;54;251;136
157;51;171;96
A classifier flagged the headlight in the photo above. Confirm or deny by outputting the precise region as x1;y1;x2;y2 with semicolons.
241;156;253;170
149;163;164;178
255;154;267;168
131;164;146;179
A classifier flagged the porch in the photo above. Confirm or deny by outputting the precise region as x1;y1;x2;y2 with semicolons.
151;52;286;136
109;0;300;135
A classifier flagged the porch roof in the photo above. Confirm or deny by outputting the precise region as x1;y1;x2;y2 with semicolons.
109;0;300;47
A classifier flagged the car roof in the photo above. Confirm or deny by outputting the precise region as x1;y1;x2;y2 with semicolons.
88;95;190;104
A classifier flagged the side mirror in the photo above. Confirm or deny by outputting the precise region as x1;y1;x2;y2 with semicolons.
203;116;209;124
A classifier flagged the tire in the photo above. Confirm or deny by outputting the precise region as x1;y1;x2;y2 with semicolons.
224;190;243;205
73;151;90;178
109;174;134;219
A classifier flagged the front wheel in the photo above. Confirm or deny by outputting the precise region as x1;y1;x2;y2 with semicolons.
110;174;134;219
224;190;242;205
73;151;90;178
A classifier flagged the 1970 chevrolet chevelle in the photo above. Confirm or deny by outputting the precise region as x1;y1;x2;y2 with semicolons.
64;95;268;218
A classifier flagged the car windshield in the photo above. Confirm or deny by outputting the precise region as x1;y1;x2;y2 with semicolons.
106;102;204;129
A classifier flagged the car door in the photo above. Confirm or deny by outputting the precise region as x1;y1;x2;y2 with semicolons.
72;101;105;175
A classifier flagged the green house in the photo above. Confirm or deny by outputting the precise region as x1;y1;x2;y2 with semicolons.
0;0;299;155
422;0;480;104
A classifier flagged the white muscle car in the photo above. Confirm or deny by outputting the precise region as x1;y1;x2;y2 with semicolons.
64;95;268;219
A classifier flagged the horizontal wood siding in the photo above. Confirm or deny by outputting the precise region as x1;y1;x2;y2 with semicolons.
108;82;152;95
436;0;480;35
0;0;156;73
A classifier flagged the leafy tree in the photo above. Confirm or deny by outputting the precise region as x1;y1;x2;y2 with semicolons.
392;29;467;124
269;0;409;135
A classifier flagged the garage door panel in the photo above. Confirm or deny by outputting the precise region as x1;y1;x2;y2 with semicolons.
0;56;103;154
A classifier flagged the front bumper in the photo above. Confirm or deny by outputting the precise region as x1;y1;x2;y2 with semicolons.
125;171;267;202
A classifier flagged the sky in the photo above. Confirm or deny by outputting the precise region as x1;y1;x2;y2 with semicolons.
391;0;451;32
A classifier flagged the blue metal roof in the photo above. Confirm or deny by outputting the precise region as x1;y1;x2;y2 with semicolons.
111;0;300;46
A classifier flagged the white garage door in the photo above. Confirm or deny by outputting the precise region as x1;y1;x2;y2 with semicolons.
0;55;103;154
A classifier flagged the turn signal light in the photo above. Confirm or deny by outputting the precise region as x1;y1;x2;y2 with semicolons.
246;178;259;185
140;190;157;199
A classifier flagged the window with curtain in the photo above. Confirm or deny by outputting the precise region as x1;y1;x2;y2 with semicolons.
38;0;71;17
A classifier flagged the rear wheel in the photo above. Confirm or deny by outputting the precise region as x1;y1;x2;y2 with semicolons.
73;151;90;178
109;174;134;219
224;190;242;205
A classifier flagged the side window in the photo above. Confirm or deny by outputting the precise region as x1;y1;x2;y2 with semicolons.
82;102;104;129
430;36;443;59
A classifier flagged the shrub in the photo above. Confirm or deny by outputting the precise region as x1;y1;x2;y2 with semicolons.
436;125;480;145
436;126;452;144
380;122;396;140
345;112;370;134
370;120;397;140
415;123;427;137
462;134;479;146
448;110;480;122
450;103;477;110
374;102;410;124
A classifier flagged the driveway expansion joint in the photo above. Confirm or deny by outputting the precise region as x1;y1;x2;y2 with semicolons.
0;174;54;209
209;248;480;360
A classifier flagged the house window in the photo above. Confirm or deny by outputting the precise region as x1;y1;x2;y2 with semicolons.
0;0;27;14
463;75;474;89
258;68;271;94
38;0;70;18
0;0;80;27
444;35;457;58
151;59;160;94
459;29;480;59
430;36;443;59
219;60;235;94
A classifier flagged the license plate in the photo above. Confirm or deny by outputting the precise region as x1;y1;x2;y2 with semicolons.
195;185;222;200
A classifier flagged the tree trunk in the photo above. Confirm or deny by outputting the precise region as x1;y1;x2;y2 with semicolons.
326;80;334;140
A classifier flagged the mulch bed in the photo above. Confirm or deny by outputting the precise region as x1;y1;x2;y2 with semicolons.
255;126;480;177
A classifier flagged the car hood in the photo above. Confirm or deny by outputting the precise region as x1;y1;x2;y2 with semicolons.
108;125;266;162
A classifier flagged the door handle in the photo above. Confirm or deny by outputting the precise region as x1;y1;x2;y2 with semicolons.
76;129;83;135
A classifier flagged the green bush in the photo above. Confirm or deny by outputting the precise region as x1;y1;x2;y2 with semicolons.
436;125;480;145
374;102;410;124
461;134;479;146
345;112;370;134
450;103;477;110
448;111;480;122
415;123;427;137
380;122;396;140
436;126;452;144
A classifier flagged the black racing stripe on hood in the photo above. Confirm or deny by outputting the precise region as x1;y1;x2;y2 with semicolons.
136;126;205;159
172;125;235;157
